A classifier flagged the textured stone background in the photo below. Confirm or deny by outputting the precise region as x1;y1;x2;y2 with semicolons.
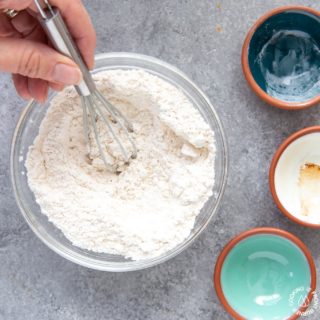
0;1;319;319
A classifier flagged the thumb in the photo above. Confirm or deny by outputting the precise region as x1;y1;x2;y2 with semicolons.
0;38;82;85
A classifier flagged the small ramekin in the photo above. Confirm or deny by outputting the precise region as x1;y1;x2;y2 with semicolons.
214;227;316;320
242;6;320;110
270;126;320;228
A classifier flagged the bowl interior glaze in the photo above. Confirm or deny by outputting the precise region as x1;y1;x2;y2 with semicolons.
243;7;320;108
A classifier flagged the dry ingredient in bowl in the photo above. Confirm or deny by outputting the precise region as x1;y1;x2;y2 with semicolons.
299;162;320;218
26;69;216;260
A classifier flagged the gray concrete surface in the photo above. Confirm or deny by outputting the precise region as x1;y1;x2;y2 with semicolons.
1;1;320;319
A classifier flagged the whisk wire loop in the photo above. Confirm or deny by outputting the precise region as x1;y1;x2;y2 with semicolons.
85;98;115;172
80;96;90;147
93;92;138;159
89;95;130;162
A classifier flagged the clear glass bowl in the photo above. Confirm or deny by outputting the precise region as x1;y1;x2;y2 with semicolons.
10;53;228;271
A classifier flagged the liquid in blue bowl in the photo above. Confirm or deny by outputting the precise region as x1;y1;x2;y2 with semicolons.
242;6;320;109
214;228;316;319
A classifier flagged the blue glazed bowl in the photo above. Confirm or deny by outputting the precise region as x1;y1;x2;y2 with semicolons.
242;6;320;109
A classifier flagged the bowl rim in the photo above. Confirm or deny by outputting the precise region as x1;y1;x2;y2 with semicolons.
213;227;317;320
10;52;229;271
269;126;320;229
241;5;320;110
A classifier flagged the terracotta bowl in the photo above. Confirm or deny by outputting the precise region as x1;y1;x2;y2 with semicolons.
214;228;316;319
270;126;320;228
242;6;320;109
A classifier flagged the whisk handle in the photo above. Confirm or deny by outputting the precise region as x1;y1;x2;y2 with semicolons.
36;6;96;96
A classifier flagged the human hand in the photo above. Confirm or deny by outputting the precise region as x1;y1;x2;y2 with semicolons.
0;0;96;102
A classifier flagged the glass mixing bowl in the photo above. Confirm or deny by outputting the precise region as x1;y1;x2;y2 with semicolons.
10;53;228;271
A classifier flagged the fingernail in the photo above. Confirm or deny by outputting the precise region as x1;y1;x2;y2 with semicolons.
38;92;48;104
52;64;82;85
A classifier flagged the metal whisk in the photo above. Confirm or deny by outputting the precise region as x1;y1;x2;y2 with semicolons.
34;0;137;172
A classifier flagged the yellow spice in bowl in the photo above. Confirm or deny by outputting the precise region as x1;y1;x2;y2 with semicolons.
299;163;320;217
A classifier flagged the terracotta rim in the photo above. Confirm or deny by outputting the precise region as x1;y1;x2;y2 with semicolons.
269;126;320;228
241;6;320;110
214;227;317;320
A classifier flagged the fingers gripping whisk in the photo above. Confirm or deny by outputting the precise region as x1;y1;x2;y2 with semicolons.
34;0;137;172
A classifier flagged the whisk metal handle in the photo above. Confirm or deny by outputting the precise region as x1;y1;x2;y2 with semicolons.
35;3;95;96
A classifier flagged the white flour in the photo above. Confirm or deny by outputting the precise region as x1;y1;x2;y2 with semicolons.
26;69;216;260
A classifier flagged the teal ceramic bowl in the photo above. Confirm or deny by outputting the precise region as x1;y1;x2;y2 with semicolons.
242;6;320;109
214;228;316;320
